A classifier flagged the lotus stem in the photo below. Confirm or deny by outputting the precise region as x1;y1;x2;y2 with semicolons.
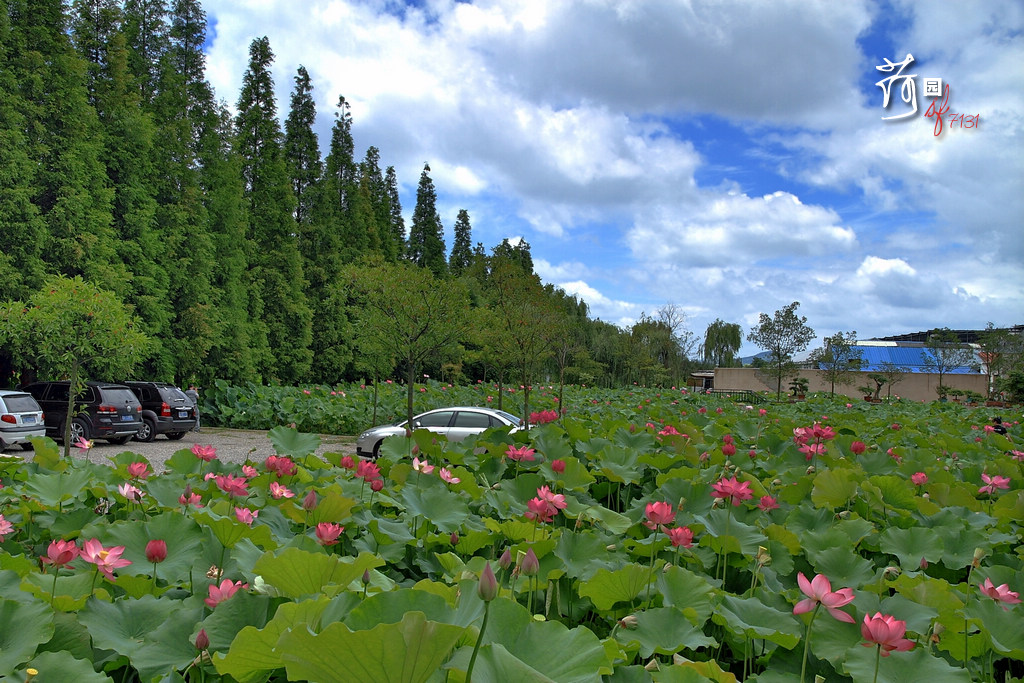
466;601;490;683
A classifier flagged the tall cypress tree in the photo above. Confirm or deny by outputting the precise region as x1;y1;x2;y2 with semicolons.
122;0;168;105
12;0;119;286
385;165;405;260
0;0;47;301
235;36;312;383
360;145;390;258
284;65;320;226
449;209;473;276
408;163;446;276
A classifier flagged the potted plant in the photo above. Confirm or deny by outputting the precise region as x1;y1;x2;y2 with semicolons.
789;377;809;400
858;385;875;401
936;385;949;402
948;388;965;403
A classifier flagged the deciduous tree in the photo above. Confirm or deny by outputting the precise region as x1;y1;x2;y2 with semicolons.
747;302;815;400
809;331;861;396
702;319;742;368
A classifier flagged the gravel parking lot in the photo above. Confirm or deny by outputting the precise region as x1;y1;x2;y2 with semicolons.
21;428;356;473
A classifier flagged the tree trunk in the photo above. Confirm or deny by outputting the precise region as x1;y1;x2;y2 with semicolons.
62;358;80;459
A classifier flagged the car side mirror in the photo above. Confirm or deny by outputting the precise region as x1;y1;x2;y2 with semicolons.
412;420;421;428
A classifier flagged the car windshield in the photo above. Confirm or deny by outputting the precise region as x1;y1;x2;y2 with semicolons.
495;410;520;424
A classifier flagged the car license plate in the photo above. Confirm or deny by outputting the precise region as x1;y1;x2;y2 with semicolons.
24;416;35;424
122;415;135;421
178;411;189;418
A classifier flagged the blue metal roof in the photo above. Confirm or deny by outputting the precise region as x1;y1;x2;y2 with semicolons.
818;345;979;373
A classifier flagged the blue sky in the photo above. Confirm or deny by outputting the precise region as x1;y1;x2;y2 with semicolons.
201;0;1023;356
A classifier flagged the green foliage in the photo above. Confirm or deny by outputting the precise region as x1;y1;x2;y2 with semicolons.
747;302;816;400
0;390;1021;681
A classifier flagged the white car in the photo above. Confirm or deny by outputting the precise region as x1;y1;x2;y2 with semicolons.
356;406;522;457
0;389;46;452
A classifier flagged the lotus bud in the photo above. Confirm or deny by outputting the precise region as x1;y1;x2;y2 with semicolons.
919;557;928;570
498;547;512;570
478;562;498;602
370;479;383;492
520;548;540;576
972;548;985;568
362;569;371;585
450;532;459;546
302;490;318;511
195;629;209;650
618;615;639;629
145;539;167;564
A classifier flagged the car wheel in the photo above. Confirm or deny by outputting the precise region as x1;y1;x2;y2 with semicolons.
166;432;186;440
372;440;383;459
20;442;34;451
135;418;156;442
69;418;90;442
108;435;131;445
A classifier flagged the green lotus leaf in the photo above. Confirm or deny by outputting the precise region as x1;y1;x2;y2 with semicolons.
78;594;180;661
22;571;95;611
345;587;456;631
104;511;205;582
658;565;714;625
967;597;1024;658
252;547;383;599
132;601;207;682
192;509;277;550
863;475;920;512
841;641;971;682
163;447;202;475
616;607;717;657
697;509;766;557
711;595;802;648
398;483;471;533
809;545;876;588
268;425;321;458
280;611;464;683
811;468;859;509
215;596;332;682
24;469;91;507
0;598;54;676
595;446;644;484
22;650;110;683
879;526;945;570
578;564;653;611
555;529;624;582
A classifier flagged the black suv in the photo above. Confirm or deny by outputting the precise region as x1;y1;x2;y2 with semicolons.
123;381;196;441
24;381;143;444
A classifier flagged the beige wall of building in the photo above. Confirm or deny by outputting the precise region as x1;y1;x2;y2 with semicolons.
713;367;989;402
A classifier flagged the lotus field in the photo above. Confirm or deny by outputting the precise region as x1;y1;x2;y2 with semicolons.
0;383;1021;682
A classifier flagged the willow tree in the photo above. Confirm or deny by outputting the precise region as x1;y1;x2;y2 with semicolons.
702;319;742;367
0;276;150;458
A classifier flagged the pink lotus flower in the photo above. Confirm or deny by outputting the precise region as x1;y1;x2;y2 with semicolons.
860;612;915;655
315;522;344;546
793;572;856;623
537;485;567;510
356;460;381;482
215;474;249;497
644;501;676;529
118;482;145;502
711;476;753;506
0;514;13;541
265;455;297;478
339;455;356;470
506;445;536;462
526;497;556;523
666;526;694;548
80;538;132;580
234;507;258;526
412;457;434;474
127;462;150;479
979;473;1010;496
658;424;680;436
74;437;94;451
850;441;867;455
205;578;247;608
911;472;928;486
551;459;566;474
370;479;384;492
439;467;460;484
757;495;779;512
1009;450;1024;462
241;465;259;479
41;539;79;569
269;482;294;499
529;409;558;424
191;444;217;461
179;486;202;506
145;539;167;563
979;578;1021;605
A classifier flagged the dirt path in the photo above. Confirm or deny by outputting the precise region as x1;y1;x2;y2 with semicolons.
22;428;356;473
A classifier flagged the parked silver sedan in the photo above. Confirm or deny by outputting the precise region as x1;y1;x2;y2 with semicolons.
356;406;522;457
0;389;46;451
